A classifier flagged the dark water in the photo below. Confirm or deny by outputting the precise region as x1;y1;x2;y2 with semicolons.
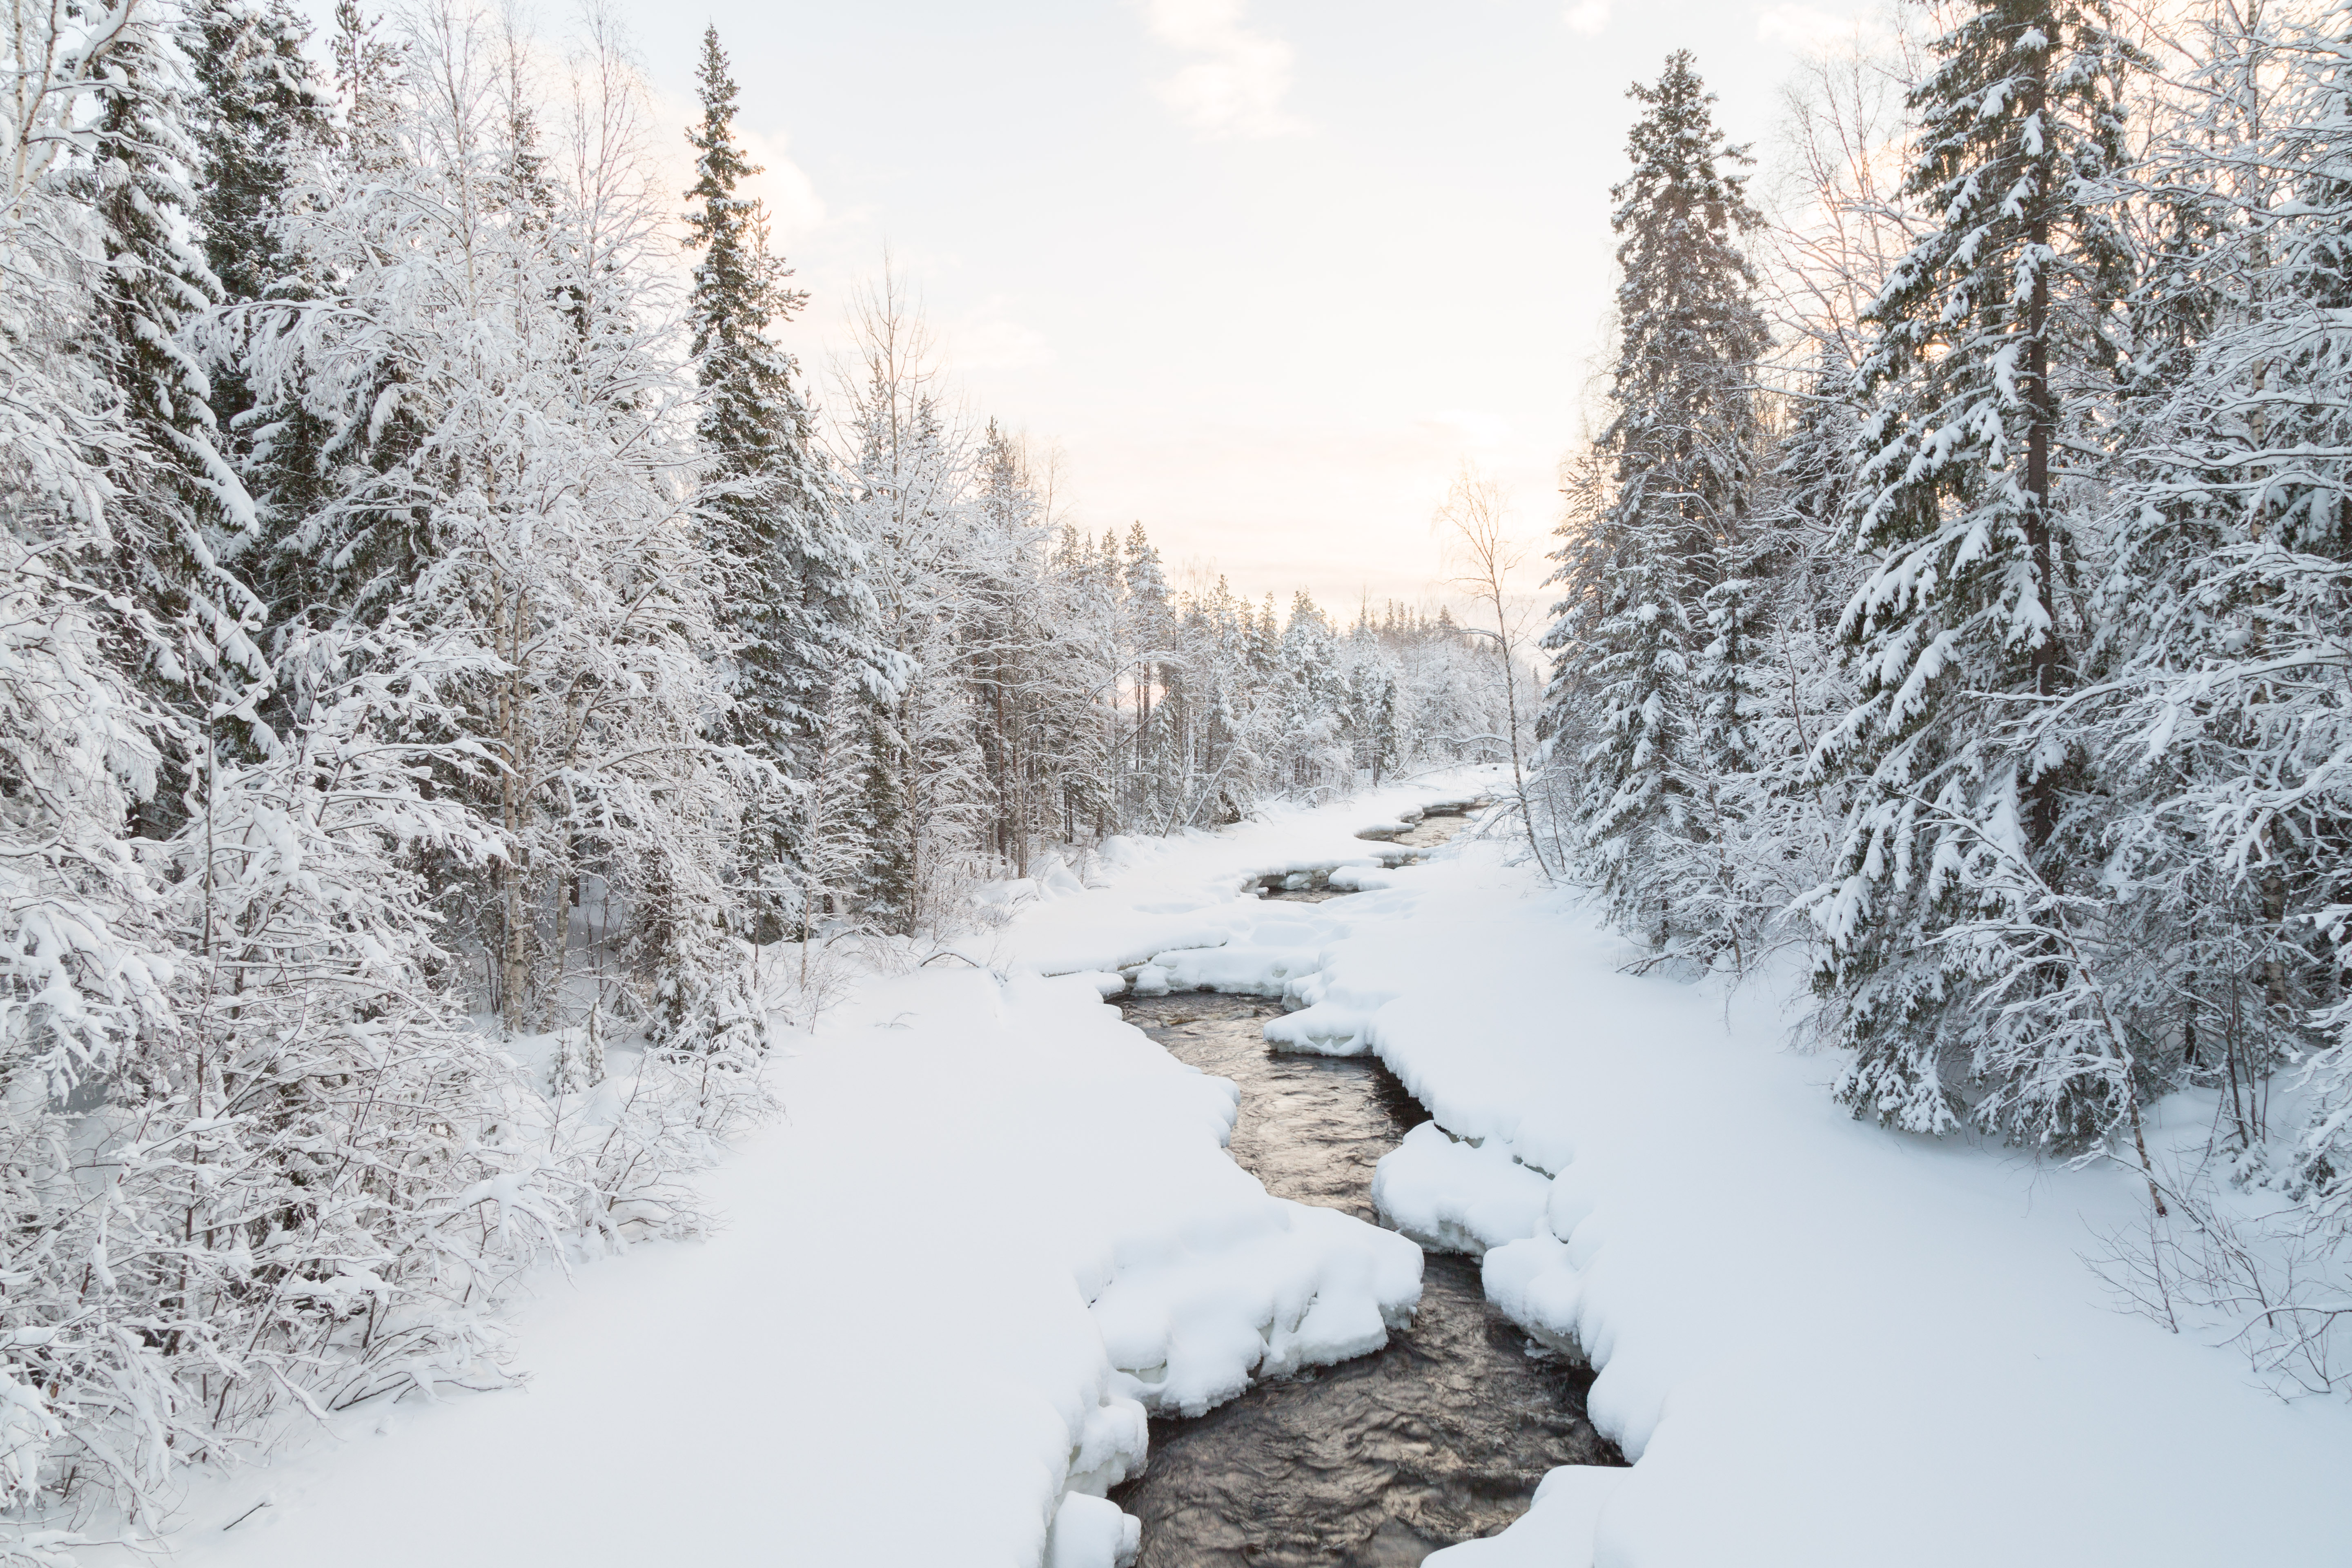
1112;831;1617;1564
1258;802;1489;905
1386;806;1486;851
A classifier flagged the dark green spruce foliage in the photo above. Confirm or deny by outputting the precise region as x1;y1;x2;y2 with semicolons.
187;0;334;634
1814;0;2138;1138
684;26;872;930
190;0;328;322
1546;51;1768;955
86;11;270;842
89;22;240;551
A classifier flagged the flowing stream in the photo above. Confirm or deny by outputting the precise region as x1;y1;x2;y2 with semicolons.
1111;809;1618;1566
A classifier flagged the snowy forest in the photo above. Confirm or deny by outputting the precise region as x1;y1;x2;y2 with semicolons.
0;0;1521;1540
12;0;2352;1558
1537;4;2352;1401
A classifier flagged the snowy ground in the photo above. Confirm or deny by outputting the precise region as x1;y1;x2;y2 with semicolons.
116;772;2352;1566
1276;813;2352;1568
110;782;1454;1568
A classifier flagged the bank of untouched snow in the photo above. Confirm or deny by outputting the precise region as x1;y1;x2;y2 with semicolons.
1005;778;2352;1563
113;775;2351;1567
1255;835;2352;1568
121;783;1461;1568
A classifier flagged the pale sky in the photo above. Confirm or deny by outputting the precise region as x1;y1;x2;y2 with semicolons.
601;0;1885;613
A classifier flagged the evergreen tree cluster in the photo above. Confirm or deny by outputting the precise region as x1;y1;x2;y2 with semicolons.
822;315;1519;935
1541;5;2352;1385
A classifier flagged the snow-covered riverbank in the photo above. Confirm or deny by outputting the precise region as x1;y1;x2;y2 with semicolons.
1272;820;2352;1567
120;783;1456;1568
122;775;2352;1566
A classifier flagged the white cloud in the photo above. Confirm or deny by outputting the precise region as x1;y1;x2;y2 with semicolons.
1756;3;1858;47
1139;0;1303;140
649;85;829;245
1561;1;1610;36
736;131;829;244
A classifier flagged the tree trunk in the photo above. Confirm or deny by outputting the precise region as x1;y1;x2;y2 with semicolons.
2019;53;2063;851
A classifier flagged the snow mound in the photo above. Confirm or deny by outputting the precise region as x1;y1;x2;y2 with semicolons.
1481;1232;1583;1358
1047;1493;1141;1568
1423;1466;1624;1566
1090;1199;1423;1416
1270;944;1404;1059
1099;906;1366;998
1371;1122;1550;1254
1151;939;1322;995
1263;1003;1377;1056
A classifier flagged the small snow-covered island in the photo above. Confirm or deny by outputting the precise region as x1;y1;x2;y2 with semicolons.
7;1;2352;1565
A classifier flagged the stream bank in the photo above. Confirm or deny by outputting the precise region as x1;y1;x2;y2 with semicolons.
1111;993;1613;1566
1110;802;1615;1566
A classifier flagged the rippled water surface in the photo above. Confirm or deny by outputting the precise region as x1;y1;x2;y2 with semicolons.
1113;811;1616;1565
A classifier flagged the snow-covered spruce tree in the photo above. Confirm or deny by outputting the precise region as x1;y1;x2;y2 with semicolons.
961;424;1079;870
1543;51;1768;958
1131;568;1228;829
1806;0;2140;1142
188;0;328;308
1051;523;1125;835
2087;8;2352;1247
1681;572;1775;965
82;1;273;857
1341;625;1402;786
1274;592;1347;796
682;25;873;939
186;0;329;431
851;705;917;931
186;0;343;668
86;9;243;547
1726;354;1868;913
1124;521;1177;826
1184;577;1258;826
2029;1;2311;1159
230;0;414;635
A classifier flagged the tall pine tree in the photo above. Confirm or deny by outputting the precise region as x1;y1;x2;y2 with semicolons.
1544;51;1767;957
85;4;270;854
1809;0;2139;1139
2091;7;2352;1207
187;0;334;643
683;25;871;935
